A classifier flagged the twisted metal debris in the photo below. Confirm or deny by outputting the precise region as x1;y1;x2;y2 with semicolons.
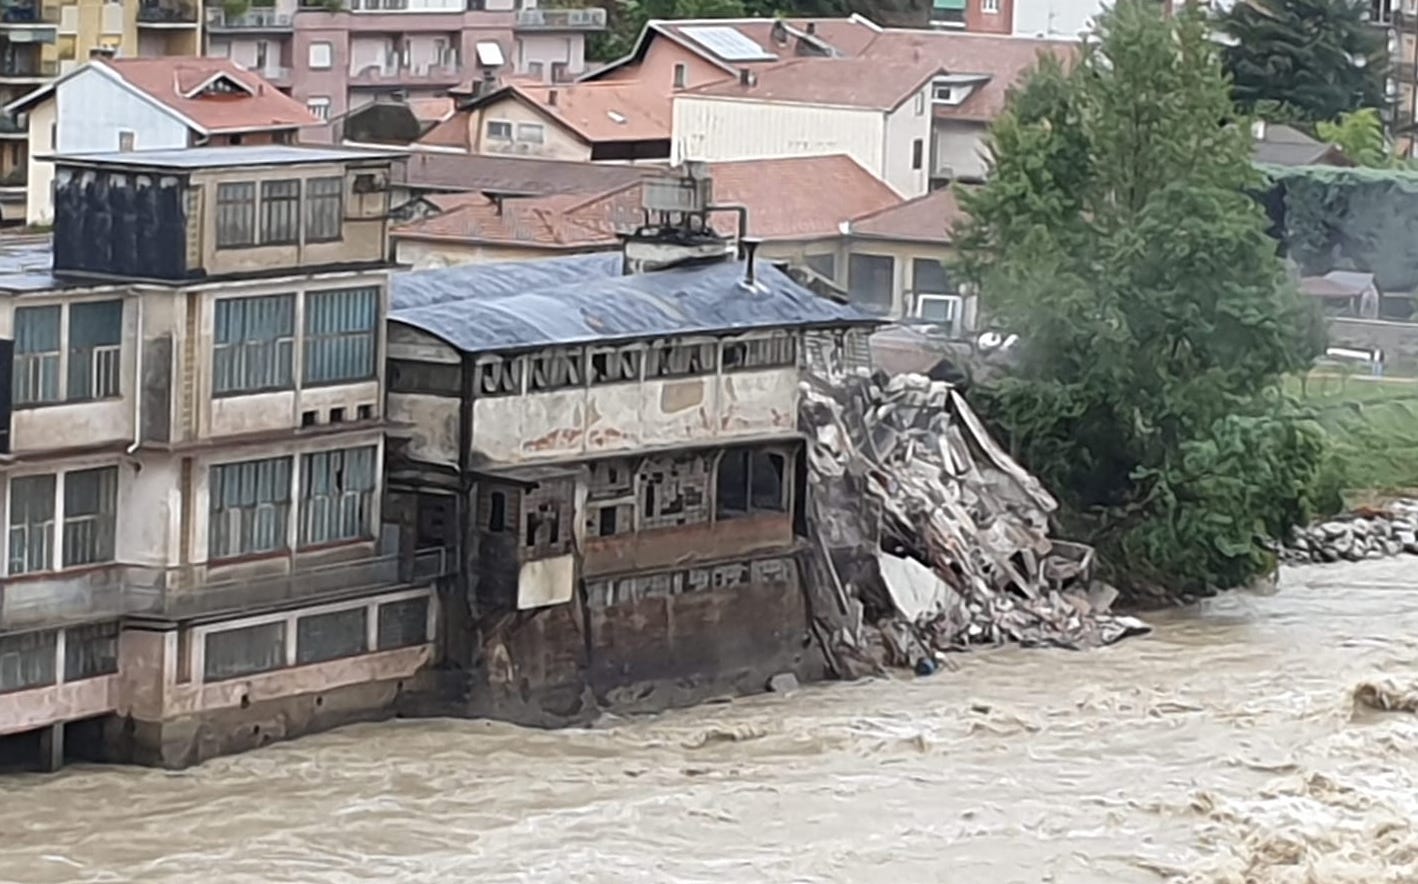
800;368;1149;673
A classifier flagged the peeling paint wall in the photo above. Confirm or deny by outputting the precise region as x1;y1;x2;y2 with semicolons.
471;366;799;464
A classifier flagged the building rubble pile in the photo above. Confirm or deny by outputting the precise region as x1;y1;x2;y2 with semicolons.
800;369;1149;674
1281;500;1418;564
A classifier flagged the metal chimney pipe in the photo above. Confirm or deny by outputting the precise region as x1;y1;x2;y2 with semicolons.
742;238;761;286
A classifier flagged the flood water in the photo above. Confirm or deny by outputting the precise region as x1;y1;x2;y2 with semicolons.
4;558;1418;884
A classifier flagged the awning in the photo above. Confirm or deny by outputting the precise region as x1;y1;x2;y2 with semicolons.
933;0;966;9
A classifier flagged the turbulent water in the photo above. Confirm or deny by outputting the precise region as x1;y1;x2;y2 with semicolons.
5;559;1418;884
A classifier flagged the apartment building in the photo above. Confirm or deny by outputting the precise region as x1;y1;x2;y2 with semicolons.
0;144;447;771
0;0;200;223
8;55;317;226
384;183;879;721
203;0;606;133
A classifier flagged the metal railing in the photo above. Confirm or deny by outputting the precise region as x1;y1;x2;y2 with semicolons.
205;6;293;28
349;62;464;86
0;57;56;77
0;2;57;24
0;548;451;631
514;7;606;29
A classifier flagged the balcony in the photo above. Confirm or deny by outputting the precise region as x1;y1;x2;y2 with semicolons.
0;112;26;137
204;6;293;30
254;63;291;84
514;7;606;30
0;0;58;33
349;61;464;88
0;56;56;82
136;0;198;25
0;549;451;631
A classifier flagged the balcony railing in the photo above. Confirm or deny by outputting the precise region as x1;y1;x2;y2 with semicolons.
514;7;606;30
0;549;452;631
349;62;464;87
136;0;198;24
204;6;293;29
0;57;56;78
0;113;26;135
0;1;57;24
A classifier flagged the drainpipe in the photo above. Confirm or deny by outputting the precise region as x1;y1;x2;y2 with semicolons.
126;293;144;455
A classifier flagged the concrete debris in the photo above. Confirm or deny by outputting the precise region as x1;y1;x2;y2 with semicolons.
767;673;801;694
1281;501;1418;565
799;368;1150;671
1353;680;1418;715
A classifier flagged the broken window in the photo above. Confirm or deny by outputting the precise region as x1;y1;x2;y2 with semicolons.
585;459;636;539
527;347;584;392
722;333;798;372
523;499;564;556
487;491;507;532
716;448;788;519
638;454;710;529
476;356;521;396
589;345;642;385
648;339;717;379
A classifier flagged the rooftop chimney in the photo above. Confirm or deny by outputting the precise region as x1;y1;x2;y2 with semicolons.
806;21;816;34
90;46;115;60
547;89;558;106
741;238;761;287
771;19;788;45
738;68;757;87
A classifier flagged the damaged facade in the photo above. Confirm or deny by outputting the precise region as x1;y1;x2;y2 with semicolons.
384;193;879;720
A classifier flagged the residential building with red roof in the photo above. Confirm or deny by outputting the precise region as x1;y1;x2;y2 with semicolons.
9;56;320;225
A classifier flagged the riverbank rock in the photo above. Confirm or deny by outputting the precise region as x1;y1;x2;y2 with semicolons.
1283;500;1418;566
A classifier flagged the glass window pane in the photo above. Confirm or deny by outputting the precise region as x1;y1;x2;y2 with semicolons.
9;474;55;574
848;254;895;315
304;287;378;385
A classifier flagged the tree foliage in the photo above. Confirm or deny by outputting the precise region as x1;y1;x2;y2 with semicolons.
955;1;1331;598
1219;0;1389;123
1317;108;1394;167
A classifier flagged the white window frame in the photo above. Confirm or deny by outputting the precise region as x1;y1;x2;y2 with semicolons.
306;97;332;121
516;122;545;145
982;0;999;13
308;41;333;70
915;293;963;327
486;119;513;141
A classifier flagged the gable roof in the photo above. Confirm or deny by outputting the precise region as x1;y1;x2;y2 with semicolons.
458;82;672;144
1252;123;1354;167
581;15;884;81
391;254;874;354
393;184;642;250
848;185;966;244
394;149;667;196
7;57;317;134
683;55;945;111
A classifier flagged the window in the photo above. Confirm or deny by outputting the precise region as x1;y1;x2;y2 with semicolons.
64;622;118;681
648;340;716;378
476;356;521;395
848;253;896;315
213;294;295;395
912;138;924;171
377;597;429;650
118;130;134;152
209;456;292;559
722;334;797;372
638;454;710;530
982;0;999;12
913;257;952;295
914;91;925;115
0;630;57;694
68;300;122;401
589;346;641;385
8;474;55;575
62;466;117;567
296;607;367;665
716;449;787;518
299;446;376;547
516;122;544;144
304;286;377;385
305;176;343;242
13;305;60;406
804;252;835;281
309;41;333;69
204;622;287;681
216;181;257;248
527;348;584;391
487;120;512;141
260;179;300;245
673;62;687;89
487;491;507;532
306;97;332;121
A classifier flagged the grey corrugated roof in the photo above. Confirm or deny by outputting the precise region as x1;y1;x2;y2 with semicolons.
391;254;874;353
51;145;404;170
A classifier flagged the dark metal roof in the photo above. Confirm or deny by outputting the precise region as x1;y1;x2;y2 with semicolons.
391;253;875;353
50;145;405;171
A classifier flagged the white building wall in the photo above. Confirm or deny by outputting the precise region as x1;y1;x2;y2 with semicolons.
881;87;933;198
672;96;885;181
516;33;587;79
1013;0;1104;37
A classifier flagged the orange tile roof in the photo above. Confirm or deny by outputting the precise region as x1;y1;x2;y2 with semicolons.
860;31;1074;122
393;184;643;249
505;82;673;143
419;110;471;149
102;57;317;133
848;185;966;243
395;154;901;249
706;154;901;240
683;55;944;110
407;96;455;125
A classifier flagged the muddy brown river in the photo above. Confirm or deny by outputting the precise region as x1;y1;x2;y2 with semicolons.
3;558;1418;883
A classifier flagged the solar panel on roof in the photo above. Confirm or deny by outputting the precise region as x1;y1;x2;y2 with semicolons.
679;26;777;62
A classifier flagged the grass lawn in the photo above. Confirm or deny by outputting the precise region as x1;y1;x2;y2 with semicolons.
1289;372;1418;496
